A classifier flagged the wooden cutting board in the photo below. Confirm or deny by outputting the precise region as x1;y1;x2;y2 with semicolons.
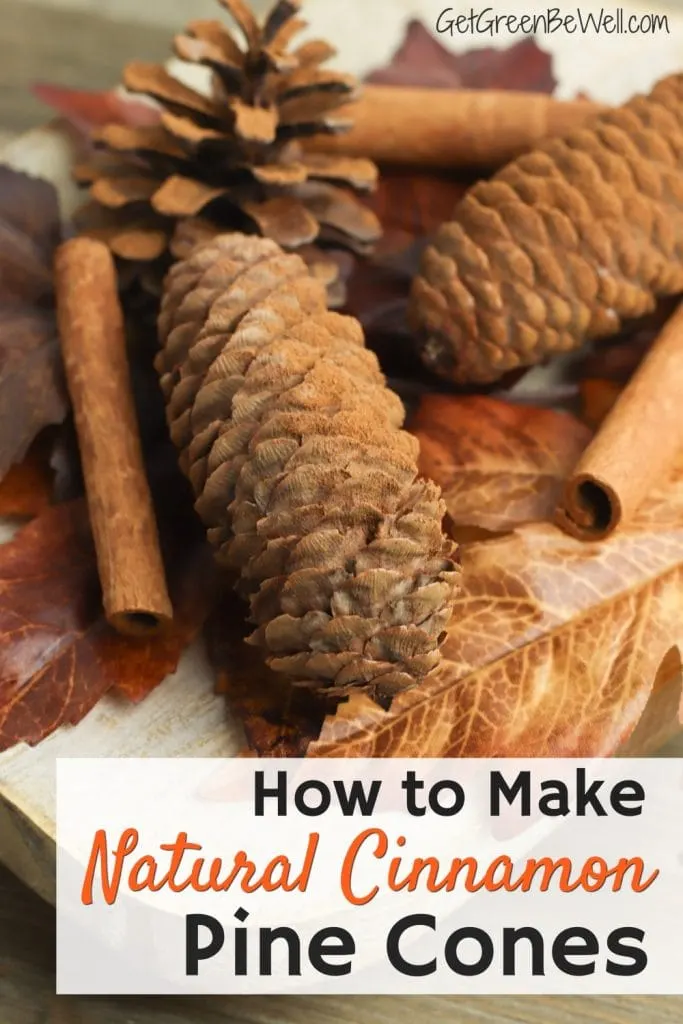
2;0;683;908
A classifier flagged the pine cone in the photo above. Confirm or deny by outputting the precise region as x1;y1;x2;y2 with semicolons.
409;74;683;383
157;233;459;700
77;0;381;304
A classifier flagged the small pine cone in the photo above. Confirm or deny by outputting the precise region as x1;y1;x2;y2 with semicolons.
410;74;683;384
157;233;459;699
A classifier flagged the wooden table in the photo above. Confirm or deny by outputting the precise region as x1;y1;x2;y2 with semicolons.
2;0;683;1020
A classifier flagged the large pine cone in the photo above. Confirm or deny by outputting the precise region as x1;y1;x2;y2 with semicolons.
410;74;683;383
77;0;380;304
157;233;459;700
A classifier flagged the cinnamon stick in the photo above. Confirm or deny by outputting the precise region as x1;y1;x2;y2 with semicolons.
54;237;172;635
305;85;606;169
556;302;683;542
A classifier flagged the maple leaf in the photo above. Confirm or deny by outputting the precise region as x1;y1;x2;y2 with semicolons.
0;167;67;482
367;21;556;92
0;495;215;752
412;395;591;533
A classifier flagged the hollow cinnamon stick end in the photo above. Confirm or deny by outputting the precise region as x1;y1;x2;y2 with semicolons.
107;603;174;638
555;473;622;543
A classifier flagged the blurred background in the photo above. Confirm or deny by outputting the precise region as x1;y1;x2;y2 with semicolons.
0;0;274;140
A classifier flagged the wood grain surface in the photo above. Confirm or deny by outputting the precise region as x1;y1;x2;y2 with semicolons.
2;0;683;1021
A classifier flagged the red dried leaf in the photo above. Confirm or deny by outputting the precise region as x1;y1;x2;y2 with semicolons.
0;500;213;751
0;168;68;482
412;395;591;532
32;83;160;133
367;21;556;93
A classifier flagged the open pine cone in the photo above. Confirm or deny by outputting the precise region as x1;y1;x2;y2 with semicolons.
76;0;381;304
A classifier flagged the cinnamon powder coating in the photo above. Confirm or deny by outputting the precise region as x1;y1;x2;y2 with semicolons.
409;74;683;383
157;234;459;698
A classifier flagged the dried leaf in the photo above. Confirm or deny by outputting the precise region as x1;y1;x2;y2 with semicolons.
0;168;69;480
32;83;160;132
367;21;556;93
309;461;683;758
207;589;324;757
369;170;468;255
0;437;53;518
580;378;622;429
0;498;214;751
412;395;591;533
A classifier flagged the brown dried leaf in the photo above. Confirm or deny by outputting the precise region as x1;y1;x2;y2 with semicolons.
0;499;214;751
0;438;53;518
0;168;59;304
0;169;68;480
580;378;622;429
370;170;468;255
207;589;324;757
0;311;66;484
367;20;556;93
412;395;591;532
309;460;683;758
